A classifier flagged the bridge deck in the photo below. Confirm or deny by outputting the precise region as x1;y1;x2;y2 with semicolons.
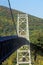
0;36;29;63
0;36;43;63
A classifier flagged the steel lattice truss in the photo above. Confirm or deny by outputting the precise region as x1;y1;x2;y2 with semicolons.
17;14;31;65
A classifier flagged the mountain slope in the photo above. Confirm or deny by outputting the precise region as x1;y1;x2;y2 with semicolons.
0;6;43;43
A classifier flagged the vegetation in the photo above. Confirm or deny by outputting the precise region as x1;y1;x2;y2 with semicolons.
0;6;43;65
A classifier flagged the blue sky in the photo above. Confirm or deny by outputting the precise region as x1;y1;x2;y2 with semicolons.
0;0;43;18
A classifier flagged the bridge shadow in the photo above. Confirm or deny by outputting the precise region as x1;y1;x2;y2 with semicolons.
0;36;43;63
30;42;43;61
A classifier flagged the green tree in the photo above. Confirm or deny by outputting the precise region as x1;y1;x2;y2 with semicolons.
30;30;43;46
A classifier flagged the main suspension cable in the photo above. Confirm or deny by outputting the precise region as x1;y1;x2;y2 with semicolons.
8;0;17;34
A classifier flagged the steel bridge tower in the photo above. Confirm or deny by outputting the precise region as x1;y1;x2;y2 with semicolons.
17;14;31;65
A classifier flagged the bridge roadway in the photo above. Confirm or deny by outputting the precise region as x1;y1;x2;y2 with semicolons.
0;35;43;63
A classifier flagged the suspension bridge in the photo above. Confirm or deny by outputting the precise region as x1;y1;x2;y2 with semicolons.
0;13;32;65
0;0;43;65
0;13;43;65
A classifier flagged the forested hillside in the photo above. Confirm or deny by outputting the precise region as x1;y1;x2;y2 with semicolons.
0;6;43;65
0;6;43;35
0;6;43;46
